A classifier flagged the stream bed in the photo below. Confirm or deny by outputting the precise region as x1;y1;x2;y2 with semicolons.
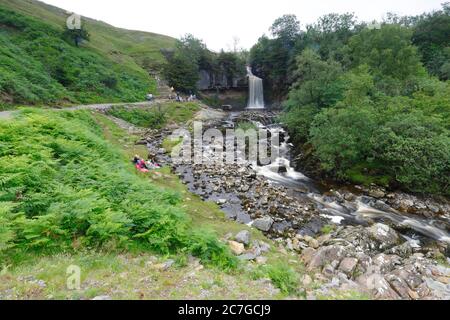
145;109;450;299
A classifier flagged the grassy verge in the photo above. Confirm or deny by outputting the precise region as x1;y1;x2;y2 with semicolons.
106;102;201;129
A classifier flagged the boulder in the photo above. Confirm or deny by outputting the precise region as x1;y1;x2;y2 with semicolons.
338;257;358;275
367;223;400;249
235;230;251;246
252;217;274;232
228;241;245;255
307;245;346;271
356;273;400;299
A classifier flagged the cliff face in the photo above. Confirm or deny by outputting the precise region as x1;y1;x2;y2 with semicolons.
197;69;248;90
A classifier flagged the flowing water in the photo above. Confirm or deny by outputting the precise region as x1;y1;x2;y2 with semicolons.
246;67;265;110
239;115;450;245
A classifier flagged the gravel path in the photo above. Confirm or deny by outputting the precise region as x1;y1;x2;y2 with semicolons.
0;100;162;120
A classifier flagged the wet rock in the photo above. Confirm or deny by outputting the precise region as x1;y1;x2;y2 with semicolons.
236;212;252;224
368;187;386;199
235;230;251;246
228;241;245;255
272;221;292;234
424;277;450;299
252;217;274;232
367;223;400;249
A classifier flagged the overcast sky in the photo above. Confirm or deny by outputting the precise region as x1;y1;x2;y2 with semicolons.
41;0;444;51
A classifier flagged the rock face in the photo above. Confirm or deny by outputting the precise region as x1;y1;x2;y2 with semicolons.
252;217;274;232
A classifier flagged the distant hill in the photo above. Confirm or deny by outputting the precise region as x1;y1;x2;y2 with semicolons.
0;0;175;108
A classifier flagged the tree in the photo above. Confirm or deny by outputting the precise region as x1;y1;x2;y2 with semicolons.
412;4;450;80
304;13;357;61
217;50;245;87
281;49;344;143
270;14;301;46
63;26;90;47
346;24;426;96
162;51;199;93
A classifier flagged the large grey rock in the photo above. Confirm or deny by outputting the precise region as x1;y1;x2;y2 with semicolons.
235;230;251;246
356;273;400;299
307;245;346;271
252;217;274;232
338;257;358;275
372;254;401;273
367;223;400;249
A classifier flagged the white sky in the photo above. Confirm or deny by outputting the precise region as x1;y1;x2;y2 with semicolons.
40;0;444;51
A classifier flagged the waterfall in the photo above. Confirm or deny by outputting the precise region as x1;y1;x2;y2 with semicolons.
246;66;264;109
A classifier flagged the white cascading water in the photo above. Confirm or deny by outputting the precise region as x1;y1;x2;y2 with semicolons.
247;120;450;245
246;66;265;109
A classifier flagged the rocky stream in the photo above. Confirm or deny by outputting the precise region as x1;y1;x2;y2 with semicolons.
140;109;450;300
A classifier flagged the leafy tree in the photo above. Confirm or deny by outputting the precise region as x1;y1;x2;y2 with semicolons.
347;25;425;81
412;4;450;80
304;13;358;61
281;49;343;142
270;14;301;46
217;50;245;87
162;51;199;93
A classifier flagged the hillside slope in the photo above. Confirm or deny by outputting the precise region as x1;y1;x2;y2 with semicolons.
0;0;175;108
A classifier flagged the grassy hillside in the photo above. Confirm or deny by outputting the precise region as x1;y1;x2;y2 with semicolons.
0;0;175;108
0;108;237;270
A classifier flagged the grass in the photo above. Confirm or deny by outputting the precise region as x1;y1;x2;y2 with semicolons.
320;225;335;235
0;0;175;69
252;263;301;296
0;0;175;108
107;102;201;129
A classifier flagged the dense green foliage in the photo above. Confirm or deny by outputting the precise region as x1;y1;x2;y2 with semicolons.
163;34;246;93
0;110;236;269
412;4;450;80
0;1;176;108
270;6;450;195
62;26;90;47
107;102;201;129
